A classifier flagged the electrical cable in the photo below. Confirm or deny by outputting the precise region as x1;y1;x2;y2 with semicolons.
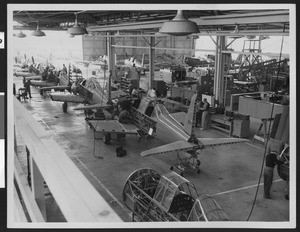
246;32;285;221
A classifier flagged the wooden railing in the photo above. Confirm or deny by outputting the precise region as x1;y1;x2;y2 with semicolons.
13;97;122;222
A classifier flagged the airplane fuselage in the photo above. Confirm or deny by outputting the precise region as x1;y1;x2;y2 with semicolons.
134;97;190;144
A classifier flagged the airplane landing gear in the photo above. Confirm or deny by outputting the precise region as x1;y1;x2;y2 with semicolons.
62;101;68;113
170;151;201;175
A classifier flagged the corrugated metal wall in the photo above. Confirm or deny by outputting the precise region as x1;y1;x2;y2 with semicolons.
82;34;195;62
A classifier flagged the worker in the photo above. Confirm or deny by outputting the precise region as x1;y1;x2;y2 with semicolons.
62;64;67;73
128;81;133;95
195;98;203;127
24;79;32;99
199;98;210;130
264;151;284;199
131;88;139;97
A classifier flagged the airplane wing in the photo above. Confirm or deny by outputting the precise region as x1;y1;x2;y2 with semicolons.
141;138;247;157
15;72;36;77
25;75;42;81
141;141;198;157
49;92;86;104
111;90;128;99
197;137;247;149
40;85;70;94
73;103;111;111
30;80;57;87
88;120;139;135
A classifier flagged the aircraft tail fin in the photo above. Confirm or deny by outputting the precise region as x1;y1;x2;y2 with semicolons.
183;94;198;136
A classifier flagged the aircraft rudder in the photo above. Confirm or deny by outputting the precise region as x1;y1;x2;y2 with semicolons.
183;94;198;136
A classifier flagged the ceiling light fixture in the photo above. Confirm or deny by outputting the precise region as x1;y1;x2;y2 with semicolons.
245;35;256;40
159;10;199;36
259;35;270;40
16;30;27;38
31;21;46;37
67;13;88;36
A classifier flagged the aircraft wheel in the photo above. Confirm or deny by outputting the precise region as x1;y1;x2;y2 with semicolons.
62;102;68;113
170;166;174;171
196;159;201;167
104;133;111;145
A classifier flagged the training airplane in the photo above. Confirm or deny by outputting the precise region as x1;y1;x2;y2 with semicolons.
183;55;214;69
14;62;44;79
49;73;127;113
31;71;72;95
90;93;246;175
116;53;147;74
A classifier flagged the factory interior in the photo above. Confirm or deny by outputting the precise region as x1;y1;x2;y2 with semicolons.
9;5;295;227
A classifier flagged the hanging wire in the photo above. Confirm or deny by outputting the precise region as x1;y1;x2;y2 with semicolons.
246;31;285;221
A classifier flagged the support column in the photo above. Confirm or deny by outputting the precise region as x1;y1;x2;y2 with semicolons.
213;36;226;107
107;32;115;80
148;36;155;90
30;156;46;220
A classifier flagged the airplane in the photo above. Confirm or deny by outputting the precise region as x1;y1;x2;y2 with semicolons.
183;55;214;69
89;92;246;175
30;71;72;95
123;168;230;222
117;53;147;74
49;72;127;113
14;62;44;78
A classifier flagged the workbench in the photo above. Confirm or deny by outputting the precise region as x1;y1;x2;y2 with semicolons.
210;114;233;136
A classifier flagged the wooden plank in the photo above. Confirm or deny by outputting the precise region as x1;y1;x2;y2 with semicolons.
14;97;122;222
14;153;45;222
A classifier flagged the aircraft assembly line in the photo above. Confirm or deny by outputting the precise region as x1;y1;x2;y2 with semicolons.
10;7;292;228
13;74;289;223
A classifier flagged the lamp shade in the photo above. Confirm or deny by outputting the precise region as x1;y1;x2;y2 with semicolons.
67;14;88;36
245;35;256;39
31;22;46;37
159;10;199;36
16;31;27;38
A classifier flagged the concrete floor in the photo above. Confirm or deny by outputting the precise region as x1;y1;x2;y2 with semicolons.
13;75;289;223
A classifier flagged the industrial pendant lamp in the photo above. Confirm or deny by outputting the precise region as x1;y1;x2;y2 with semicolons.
31;22;46;37
67;13;88;36
16;30;27;38
159;10;199;36
245;35;256;40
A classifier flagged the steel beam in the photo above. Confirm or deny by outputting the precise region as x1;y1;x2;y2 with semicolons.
191;10;289;25
87;10;289;34
149;36;155;90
